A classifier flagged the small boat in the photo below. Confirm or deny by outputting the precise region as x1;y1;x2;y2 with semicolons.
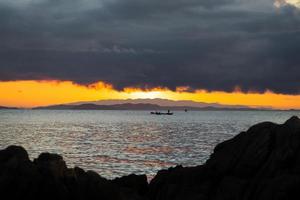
150;110;173;115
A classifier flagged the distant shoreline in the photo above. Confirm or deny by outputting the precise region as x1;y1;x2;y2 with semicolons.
1;107;299;111
2;98;298;111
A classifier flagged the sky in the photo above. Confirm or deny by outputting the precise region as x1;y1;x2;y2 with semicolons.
0;0;300;108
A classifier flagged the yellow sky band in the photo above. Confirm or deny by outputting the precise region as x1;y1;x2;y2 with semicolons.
0;80;300;109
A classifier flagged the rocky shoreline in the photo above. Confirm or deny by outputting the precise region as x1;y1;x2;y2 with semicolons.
1;116;300;199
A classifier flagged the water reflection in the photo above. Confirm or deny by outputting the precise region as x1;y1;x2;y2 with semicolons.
0;110;298;179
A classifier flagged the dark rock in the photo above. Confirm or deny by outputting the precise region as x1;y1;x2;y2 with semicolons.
113;174;149;199
34;153;67;179
1;116;300;200
0;145;29;163
0;149;125;199
149;116;300;200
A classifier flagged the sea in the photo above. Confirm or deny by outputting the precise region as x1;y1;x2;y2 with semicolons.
0;110;298;179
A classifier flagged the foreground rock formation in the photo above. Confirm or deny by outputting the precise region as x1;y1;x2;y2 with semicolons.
1;116;300;200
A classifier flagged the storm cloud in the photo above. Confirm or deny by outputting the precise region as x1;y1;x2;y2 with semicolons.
0;0;300;93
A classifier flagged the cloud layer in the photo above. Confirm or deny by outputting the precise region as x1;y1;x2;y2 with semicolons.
0;0;300;93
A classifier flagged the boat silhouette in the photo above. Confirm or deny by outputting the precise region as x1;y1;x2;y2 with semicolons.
150;110;173;115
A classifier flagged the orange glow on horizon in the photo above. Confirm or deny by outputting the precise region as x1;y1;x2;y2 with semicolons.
0;80;300;109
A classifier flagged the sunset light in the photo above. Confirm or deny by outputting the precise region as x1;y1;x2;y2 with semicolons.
129;91;166;99
1;80;300;109
2;0;300;198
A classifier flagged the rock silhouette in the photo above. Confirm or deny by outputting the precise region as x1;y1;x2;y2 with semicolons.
1;116;300;199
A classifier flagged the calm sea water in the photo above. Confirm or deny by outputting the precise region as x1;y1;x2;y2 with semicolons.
0;110;298;179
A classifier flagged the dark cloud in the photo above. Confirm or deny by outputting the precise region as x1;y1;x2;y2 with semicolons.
0;0;300;94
